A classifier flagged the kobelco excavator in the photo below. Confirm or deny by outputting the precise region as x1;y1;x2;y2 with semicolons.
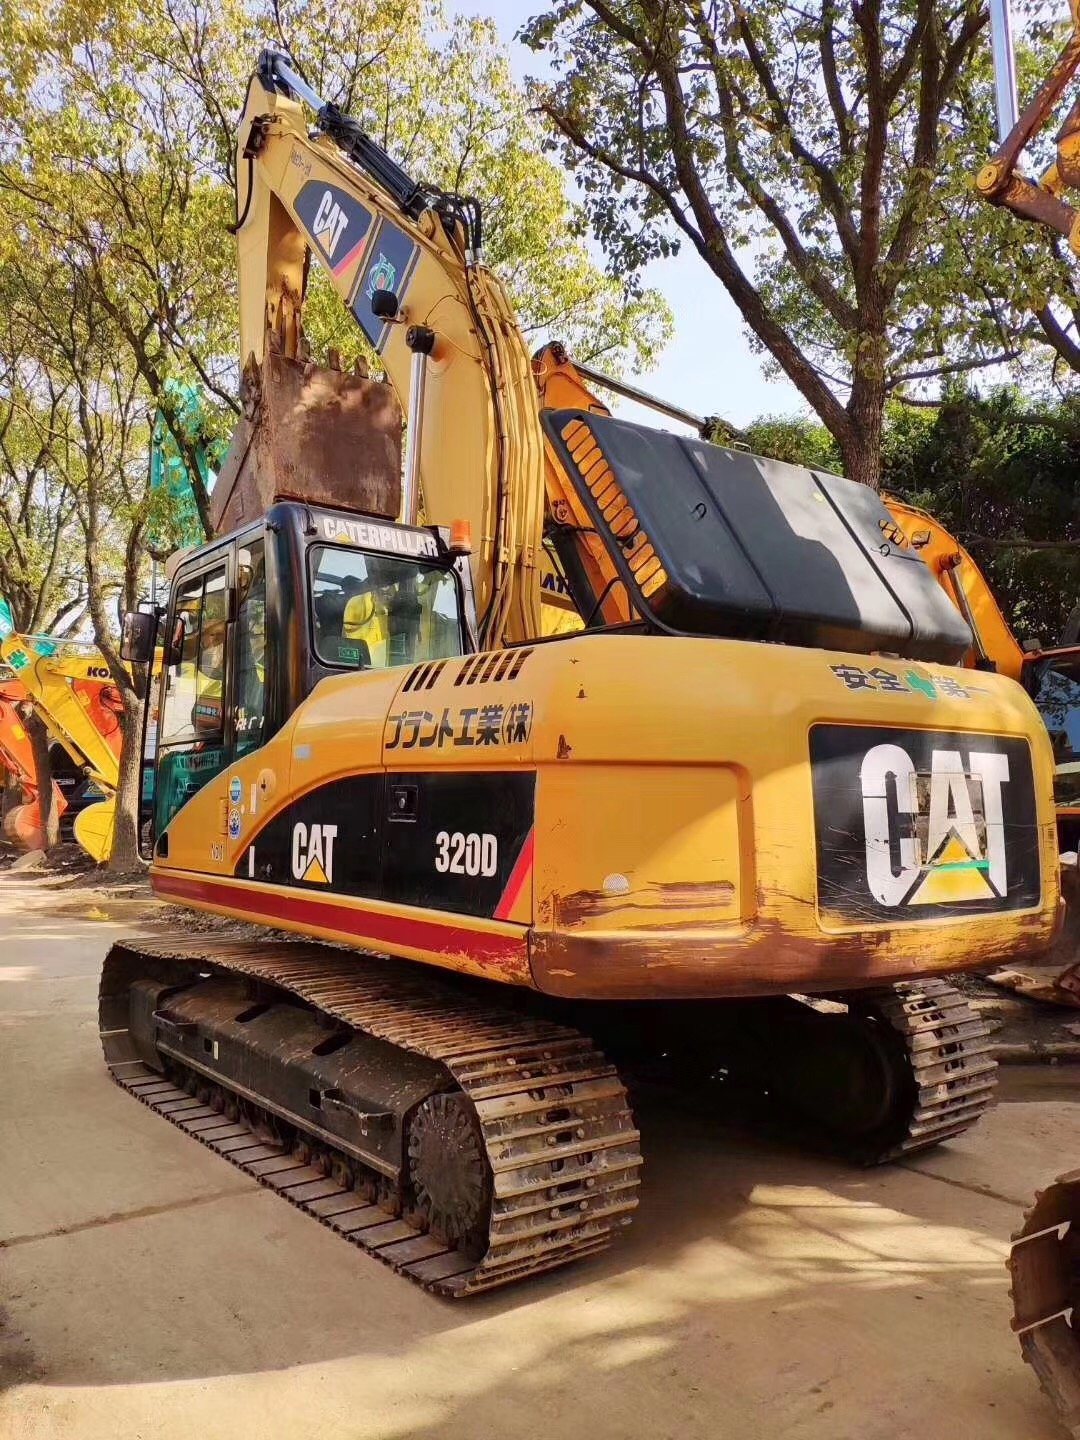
0;634;125;861
103;48;1060;1297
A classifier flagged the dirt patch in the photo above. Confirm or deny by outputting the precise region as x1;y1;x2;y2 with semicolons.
956;971;1080;1062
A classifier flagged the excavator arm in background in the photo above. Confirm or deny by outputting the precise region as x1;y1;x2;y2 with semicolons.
0;636;122;790
0;636;125;861
976;0;1080;251
0;667;69;852
879;497;1027;679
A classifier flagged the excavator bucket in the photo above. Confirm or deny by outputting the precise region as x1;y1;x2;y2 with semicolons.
72;795;116;865
210;352;402;534
1010;1171;1080;1435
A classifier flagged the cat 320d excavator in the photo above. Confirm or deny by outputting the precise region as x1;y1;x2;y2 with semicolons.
104;49;1061;1297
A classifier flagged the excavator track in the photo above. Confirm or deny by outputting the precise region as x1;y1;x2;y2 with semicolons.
737;977;999;1165
1009;1170;1080;1436
852;977;1000;1163
100;937;642;1297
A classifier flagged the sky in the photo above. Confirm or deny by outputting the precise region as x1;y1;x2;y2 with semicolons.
448;0;806;430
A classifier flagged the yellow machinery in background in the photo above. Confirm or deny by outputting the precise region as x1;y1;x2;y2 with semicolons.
99;49;1061;1299
0;635;124;861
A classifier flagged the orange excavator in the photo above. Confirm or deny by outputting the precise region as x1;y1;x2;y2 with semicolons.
0;664;69;851
0;635;126;861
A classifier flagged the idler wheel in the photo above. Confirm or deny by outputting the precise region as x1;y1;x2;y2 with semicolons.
407;1091;491;1256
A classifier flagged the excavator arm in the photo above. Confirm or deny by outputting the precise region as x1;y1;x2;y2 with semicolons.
976;0;1080;252
234;51;549;646
0;636;122;791
232;52;652;646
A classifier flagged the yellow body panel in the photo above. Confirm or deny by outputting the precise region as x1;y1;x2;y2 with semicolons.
154;633;1060;1000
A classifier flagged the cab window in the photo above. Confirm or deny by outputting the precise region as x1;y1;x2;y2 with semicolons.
154;559;229;837
1031;655;1080;805
310;545;462;669
159;564;228;746
234;539;266;757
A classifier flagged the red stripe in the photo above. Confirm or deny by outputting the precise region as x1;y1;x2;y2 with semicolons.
493;828;534;922
332;235;368;277
154;872;526;968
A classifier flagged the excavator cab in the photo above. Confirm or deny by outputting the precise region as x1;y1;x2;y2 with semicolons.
1022;646;1080;847
137;501;474;843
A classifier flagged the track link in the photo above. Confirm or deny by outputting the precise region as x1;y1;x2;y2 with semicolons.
854;977;999;1163
101;937;641;1297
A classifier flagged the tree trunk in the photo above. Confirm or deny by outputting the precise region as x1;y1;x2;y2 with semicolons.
107;686;145;873
24;710;60;849
840;374;886;490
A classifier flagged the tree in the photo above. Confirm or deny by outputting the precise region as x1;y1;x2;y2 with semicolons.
0;226;154;871
743;414;842;472
0;281;90;848
882;388;1080;642
522;0;1079;488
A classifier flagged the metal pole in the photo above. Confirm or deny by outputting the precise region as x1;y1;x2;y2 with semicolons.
571;360;711;436
988;0;1020;142
401;326;435;526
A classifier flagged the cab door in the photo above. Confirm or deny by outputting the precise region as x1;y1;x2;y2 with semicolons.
154;551;232;837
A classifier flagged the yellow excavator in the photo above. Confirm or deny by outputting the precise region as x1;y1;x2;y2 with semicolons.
972;1;1080;1427
0;634;127;861
104;48;1061;1297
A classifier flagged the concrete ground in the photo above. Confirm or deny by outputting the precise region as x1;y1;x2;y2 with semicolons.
1;876;1077;1440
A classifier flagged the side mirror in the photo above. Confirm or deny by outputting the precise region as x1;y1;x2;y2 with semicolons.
120;611;156;664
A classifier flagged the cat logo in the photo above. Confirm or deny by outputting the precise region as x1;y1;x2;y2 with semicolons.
860;744;1009;907
292;821;337;885
313;191;349;261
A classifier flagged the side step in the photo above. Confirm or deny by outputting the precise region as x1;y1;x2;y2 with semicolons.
100;937;642;1297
